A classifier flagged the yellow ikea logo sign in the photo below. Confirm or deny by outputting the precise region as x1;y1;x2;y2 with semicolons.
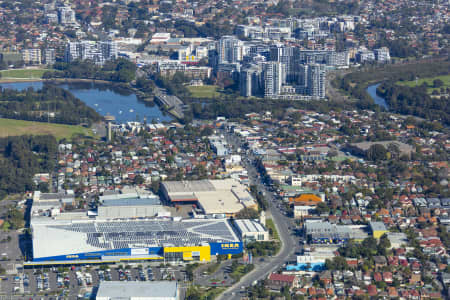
221;243;240;249
66;255;79;258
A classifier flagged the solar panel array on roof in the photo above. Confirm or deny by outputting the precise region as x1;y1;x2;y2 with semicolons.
47;219;239;249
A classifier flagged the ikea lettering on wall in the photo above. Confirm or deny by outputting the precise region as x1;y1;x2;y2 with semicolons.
221;243;240;249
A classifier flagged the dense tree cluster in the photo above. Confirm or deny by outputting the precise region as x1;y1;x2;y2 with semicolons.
249;185;268;211
379;82;450;125
366;144;388;161
135;76;155;94
246;241;280;257
2;206;24;230
0;84;101;125
338;235;391;259
188;98;350;121
0;135;57;198
44;58;136;83
101;6;118;31
171;20;234;39
235;207;260;219
324;256;349;270
334;59;450;122
154;73;190;98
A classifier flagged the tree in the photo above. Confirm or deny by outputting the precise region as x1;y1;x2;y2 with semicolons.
200;127;213;137
235;208;259;219
325;256;348;270
151;180;160;194
366;144;387;161
114;58;136;82
135;76;155;93
37;182;49;193
325;258;334;270
433;79;444;88
6;207;24;229
315;202;330;214
387;143;400;160
379;233;391;250
133;175;145;185
185;286;202;300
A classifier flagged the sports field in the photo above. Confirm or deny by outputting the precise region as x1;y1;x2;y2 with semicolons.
0;118;93;140
188;85;223;98
0;69;50;79
396;74;450;94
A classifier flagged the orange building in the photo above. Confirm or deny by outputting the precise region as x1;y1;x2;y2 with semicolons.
289;193;323;205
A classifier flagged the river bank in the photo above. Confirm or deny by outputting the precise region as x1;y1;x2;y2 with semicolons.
0;81;173;124
0;77;124;85
0;77;154;102
366;83;389;110
0;76;185;121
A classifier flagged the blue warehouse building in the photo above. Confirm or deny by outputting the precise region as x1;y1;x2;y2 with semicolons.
26;218;243;266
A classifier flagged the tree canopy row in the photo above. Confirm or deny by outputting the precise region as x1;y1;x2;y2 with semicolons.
333;58;450;124
0;135;57;199
0;84;101;126
43;58;137;83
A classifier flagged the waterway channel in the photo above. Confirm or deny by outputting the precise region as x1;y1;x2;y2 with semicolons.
366;83;389;110
0;81;173;124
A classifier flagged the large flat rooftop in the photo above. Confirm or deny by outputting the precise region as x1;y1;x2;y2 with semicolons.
31;218;239;259
96;281;178;299
162;179;257;214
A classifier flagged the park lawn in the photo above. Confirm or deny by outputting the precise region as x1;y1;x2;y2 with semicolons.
396;74;450;94
0;69;51;79
186;286;226;299
187;85;223;98
230;263;254;281
205;262;221;275
201;287;226;299
0;118;93;140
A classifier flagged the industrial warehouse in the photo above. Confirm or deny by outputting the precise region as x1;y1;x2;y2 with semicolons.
304;221;369;244
161;179;258;216
25;181;266;266
27;218;243;266
304;221;388;244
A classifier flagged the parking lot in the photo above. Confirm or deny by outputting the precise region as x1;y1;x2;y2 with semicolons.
0;263;188;299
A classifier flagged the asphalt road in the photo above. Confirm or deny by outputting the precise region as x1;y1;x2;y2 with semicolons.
217;131;298;300
193;260;234;287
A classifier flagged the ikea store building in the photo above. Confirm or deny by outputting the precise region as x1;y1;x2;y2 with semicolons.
26;218;243;266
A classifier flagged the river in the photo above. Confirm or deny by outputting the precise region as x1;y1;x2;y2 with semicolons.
367;83;388;110
0;81;173;124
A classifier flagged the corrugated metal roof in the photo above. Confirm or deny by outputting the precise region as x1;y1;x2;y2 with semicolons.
102;197;161;207
96;281;178;298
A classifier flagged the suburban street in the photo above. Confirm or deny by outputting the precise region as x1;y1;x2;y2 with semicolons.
217;130;299;300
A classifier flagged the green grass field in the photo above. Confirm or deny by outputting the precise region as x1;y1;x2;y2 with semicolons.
0;118;93;140
187;85;223;98
396;74;450;94
265;218;279;241
0;69;50;79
